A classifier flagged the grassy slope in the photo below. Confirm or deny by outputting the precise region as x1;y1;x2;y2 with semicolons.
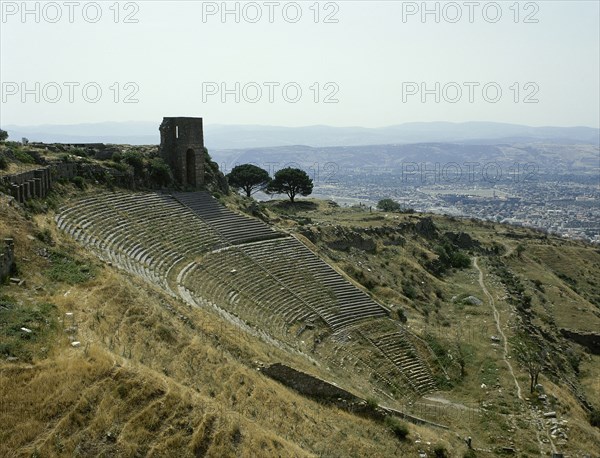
261;198;600;456
1;195;455;457
1;182;599;456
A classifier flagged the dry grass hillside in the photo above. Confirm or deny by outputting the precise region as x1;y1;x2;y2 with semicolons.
1;192;461;457
1;174;599;457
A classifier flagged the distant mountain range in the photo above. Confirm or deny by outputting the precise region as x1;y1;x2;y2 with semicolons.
3;121;599;149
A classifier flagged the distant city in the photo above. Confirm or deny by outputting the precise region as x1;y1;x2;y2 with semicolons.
245;160;600;244
308;172;600;244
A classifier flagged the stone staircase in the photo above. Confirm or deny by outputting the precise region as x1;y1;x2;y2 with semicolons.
172;192;283;245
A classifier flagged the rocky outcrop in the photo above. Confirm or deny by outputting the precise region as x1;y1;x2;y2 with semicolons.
261;363;360;403
326;227;377;253
560;329;600;355
444;231;481;250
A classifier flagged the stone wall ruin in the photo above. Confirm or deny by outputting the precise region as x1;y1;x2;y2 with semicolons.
159;117;205;188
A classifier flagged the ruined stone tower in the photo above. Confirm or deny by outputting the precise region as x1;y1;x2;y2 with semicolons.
159;117;205;188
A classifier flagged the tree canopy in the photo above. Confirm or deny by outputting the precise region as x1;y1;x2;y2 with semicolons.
226;164;271;197
0;129;8;142
267;167;313;203
377;198;401;212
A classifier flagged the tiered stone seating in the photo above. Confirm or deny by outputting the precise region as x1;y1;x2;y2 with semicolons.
239;238;388;330
57;190;438;397
172;192;283;245
363;325;437;395
56;192;221;292
180;246;320;340
374;334;436;394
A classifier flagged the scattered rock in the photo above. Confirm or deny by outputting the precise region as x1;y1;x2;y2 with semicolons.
20;327;32;333
544;411;556;418
465;295;483;306
535;383;545;393
71;341;81;348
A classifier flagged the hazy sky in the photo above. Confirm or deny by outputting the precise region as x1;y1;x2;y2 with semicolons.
1;1;599;127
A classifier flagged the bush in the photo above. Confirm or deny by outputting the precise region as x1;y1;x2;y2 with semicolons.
123;150;144;177
107;161;129;172
377;198;401;212
70;147;88;158
112;152;122;162
365;397;379;411
0;154;8;169
14;150;35;164
402;281;417;299
384;416;409;441
590;409;600;428
35;228;53;245
147;157;172;187
71;176;86;190
434;445;449;458
396;308;407;323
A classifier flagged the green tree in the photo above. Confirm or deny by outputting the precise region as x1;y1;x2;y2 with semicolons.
267;167;313;203
515;340;546;393
148;157;172;187
226;164;271;197
122;150;144;177
377;198;401;212
0;129;8;142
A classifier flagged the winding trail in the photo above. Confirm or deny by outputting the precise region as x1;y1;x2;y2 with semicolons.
473;257;522;400
474;257;559;455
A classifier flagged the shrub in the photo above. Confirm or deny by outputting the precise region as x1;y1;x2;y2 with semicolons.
70;147;88;158
433;445;449;458
147;157;172;187
123;150;144;177
35;228;53;245
590;409;600;428
377;198;401;212
396;308;407;323
365;397;379;411
0;154;8;169
384;416;409;441
24;199;46;214
71;176;86;190
112;152;122;162
402;281;417;299
14;150;35;164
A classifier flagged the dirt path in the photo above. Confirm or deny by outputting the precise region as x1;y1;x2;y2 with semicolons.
473;257;558;455
473;257;521;400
